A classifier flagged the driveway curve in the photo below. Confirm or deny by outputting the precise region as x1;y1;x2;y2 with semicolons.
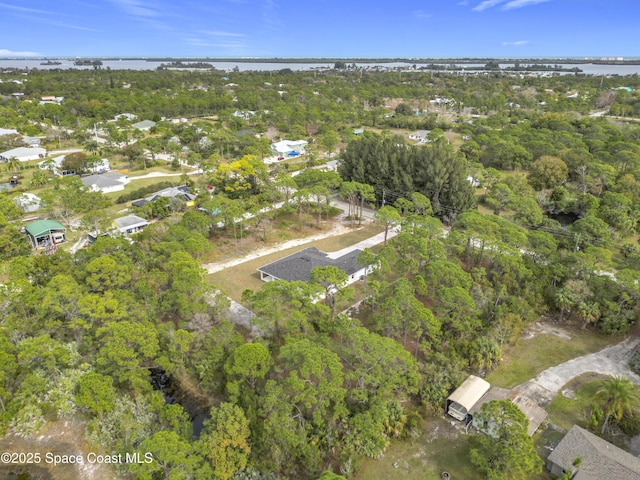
513;336;640;407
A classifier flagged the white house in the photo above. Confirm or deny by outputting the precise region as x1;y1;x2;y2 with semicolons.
113;214;149;236
39;155;76;176
14;193;42;213
0;128;18;136
271;140;308;156
408;130;431;143
114;113;137;121
132;120;156;131
81;172;129;193
0;147;47;163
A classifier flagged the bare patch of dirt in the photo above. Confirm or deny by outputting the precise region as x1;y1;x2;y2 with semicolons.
521;318;572;341
0;419;120;480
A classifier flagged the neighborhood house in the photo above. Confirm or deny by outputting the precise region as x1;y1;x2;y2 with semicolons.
547;425;640;479
130;186;196;208
14;193;42;213
113;214;149;236
0;146;47;163
81;172;129;193
258;247;368;285
270;139;308;157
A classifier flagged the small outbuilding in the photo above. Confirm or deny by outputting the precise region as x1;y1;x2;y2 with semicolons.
470;387;547;436
25;219;66;249
446;375;490;422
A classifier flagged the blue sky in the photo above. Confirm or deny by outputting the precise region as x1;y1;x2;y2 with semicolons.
0;0;637;58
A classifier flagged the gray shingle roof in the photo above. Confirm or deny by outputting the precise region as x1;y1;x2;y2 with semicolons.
258;247;364;282
548;425;640;480
114;215;149;230
81;172;126;189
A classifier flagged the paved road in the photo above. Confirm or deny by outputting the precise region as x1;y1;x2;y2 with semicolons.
514;336;640;407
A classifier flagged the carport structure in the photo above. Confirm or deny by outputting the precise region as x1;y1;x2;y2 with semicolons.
446;375;490;422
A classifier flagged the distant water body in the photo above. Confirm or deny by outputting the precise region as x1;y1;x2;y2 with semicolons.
1;59;640;76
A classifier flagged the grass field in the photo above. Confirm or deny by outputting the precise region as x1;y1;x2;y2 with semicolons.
354;417;478;480
546;372;606;430
207;223;384;301
486;327;617;389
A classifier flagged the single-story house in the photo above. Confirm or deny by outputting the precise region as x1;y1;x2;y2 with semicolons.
113;214;149;236
132;120;156;131
446;375;490;422
271;140;308;156
39;155;76;177
22;136;42;147
547;425;640;479
258;247;368;286
14;193;42;213
39;96;64;105
131;186;195;208
352;128;364;135
469;386;547;436
81;172;129;193
88;158;111;174
0;128;18;136
0;146;47;162
114;113;137;121
25;219;66;249
408;130;431;143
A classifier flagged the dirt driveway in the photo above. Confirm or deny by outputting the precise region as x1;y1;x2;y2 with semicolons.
514;335;640;407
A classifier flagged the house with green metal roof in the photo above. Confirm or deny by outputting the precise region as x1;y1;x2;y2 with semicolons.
25;219;66;249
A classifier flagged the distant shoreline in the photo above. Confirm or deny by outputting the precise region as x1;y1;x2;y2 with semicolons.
2;56;640;66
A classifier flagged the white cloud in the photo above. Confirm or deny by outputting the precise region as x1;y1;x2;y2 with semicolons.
109;0;159;17
0;48;40;56
502;40;529;46
184;37;247;49
472;0;504;11
414;10;432;19
472;0;549;11
0;2;54;15
503;0;550;9
200;30;246;38
14;14;102;32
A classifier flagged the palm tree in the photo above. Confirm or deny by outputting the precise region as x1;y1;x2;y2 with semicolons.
594;375;639;434
83;140;100;155
6;156;20;174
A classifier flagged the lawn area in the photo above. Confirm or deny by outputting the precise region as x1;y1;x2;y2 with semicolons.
546;372;606;430
207;222;384;302
486;325;617;389
354;417;478;480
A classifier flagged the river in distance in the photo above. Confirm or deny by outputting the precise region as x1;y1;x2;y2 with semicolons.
1;59;640;76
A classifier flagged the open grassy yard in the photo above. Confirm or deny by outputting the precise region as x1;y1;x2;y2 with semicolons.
546;372;606;430
354;417;478;480
486;324;617;389
207;222;383;302
354;415;554;480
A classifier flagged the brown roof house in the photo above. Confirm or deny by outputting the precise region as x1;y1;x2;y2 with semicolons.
547;425;640;479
